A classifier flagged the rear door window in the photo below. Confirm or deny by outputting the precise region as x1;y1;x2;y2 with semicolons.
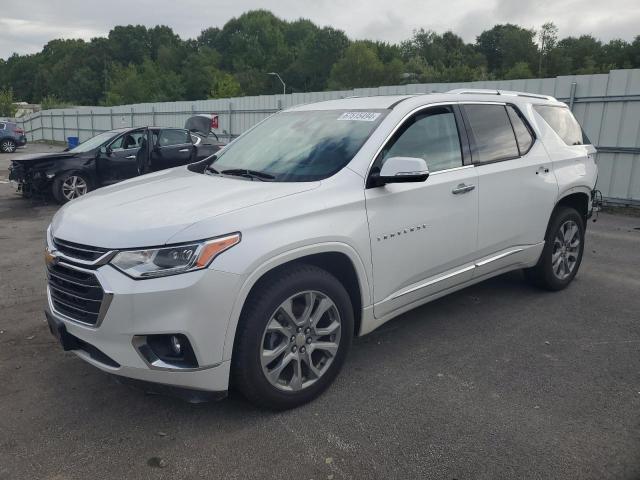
533;105;589;146
158;129;190;147
463;104;519;163
506;105;534;155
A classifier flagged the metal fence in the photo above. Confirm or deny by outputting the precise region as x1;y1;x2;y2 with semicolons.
18;69;640;204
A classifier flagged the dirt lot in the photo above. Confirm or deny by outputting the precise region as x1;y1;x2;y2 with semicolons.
1;149;639;479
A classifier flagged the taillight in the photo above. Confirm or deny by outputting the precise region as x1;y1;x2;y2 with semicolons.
14;128;24;134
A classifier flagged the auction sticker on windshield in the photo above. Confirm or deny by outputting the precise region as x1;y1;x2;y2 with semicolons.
337;112;381;121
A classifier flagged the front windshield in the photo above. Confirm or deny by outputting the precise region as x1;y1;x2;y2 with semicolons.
211;109;387;182
70;131;120;153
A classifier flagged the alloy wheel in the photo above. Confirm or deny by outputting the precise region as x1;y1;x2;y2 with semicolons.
1;140;16;153
551;219;580;280
260;290;342;392
61;176;88;200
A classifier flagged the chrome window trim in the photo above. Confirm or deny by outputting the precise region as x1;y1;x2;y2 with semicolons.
460;102;537;165
366;101;461;181
457;101;507;106
427;164;475;176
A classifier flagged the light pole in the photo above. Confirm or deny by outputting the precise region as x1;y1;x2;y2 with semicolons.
267;72;286;95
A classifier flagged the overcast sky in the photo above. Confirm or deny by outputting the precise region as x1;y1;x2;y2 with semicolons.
1;0;639;59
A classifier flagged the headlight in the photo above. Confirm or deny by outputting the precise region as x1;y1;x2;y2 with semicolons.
110;233;240;279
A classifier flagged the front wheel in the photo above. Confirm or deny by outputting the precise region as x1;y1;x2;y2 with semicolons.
52;172;91;204
232;265;354;410
0;139;16;153
525;206;585;291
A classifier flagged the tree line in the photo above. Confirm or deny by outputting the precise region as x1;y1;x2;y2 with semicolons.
0;10;639;109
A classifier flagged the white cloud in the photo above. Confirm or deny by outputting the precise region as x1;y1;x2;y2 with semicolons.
1;0;638;59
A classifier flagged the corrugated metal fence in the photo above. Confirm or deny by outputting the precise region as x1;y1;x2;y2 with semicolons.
18;69;640;204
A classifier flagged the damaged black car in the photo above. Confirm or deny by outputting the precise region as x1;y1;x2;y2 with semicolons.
8;117;224;203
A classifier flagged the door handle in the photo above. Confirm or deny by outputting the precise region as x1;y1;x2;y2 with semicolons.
125;155;136;159
178;148;189;153
536;166;550;175
452;183;475;194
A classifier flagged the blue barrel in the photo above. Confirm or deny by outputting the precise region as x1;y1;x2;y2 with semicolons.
67;136;79;149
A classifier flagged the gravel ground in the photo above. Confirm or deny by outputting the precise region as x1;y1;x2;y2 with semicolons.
0;164;639;479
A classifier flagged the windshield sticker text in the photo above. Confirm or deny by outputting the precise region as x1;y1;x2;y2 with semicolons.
337;112;381;122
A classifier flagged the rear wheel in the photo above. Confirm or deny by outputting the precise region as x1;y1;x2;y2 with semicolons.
525;206;585;291
0;139;16;153
232;264;354;410
52;172;91;204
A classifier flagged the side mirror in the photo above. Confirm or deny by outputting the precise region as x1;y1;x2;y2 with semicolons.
98;145;112;156
371;156;429;187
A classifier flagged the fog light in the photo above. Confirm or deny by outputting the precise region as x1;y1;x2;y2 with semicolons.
134;334;199;370
170;335;182;355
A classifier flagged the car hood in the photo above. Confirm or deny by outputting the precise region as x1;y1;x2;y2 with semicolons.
51;167;319;248
12;151;77;163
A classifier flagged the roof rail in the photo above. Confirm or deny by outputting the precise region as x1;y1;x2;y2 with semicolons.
446;88;557;101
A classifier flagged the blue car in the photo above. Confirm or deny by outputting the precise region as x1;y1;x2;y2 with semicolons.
0;120;27;153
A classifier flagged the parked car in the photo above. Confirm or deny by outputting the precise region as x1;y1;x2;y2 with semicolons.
0;120;27;153
44;90;599;409
8;119;224;203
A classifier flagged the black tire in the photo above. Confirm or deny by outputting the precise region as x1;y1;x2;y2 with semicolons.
0;138;16;153
232;264;354;410
525;206;585;291
52;172;92;204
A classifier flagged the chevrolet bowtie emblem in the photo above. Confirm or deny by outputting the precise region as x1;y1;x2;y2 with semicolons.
44;248;58;267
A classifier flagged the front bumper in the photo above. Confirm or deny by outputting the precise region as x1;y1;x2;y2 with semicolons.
46;262;243;396
8;164;52;196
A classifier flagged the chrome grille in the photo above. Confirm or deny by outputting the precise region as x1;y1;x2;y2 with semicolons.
53;238;109;262
47;262;105;326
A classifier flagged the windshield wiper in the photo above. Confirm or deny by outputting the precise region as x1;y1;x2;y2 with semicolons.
220;168;275;181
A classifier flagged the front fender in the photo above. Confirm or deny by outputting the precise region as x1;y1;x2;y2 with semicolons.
220;241;372;361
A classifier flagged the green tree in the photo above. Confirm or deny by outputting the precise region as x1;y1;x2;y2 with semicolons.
504;61;534;79
0;87;17;117
105;60;184;105
40;95;72;110
548;35;604;75
217;10;290;75
476;24;538;76
197;27;221;50
284;26;349;92
182;48;224;100
328;42;387;89
212;73;242;98
537;22;558;76
108;25;150;65
602;39;633;69
0;10;638;107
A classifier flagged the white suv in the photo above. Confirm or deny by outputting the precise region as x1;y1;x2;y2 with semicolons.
45;90;598;409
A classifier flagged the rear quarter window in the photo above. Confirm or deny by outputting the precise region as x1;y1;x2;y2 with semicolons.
534;105;589;146
506;105;534;155
463;104;519;163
